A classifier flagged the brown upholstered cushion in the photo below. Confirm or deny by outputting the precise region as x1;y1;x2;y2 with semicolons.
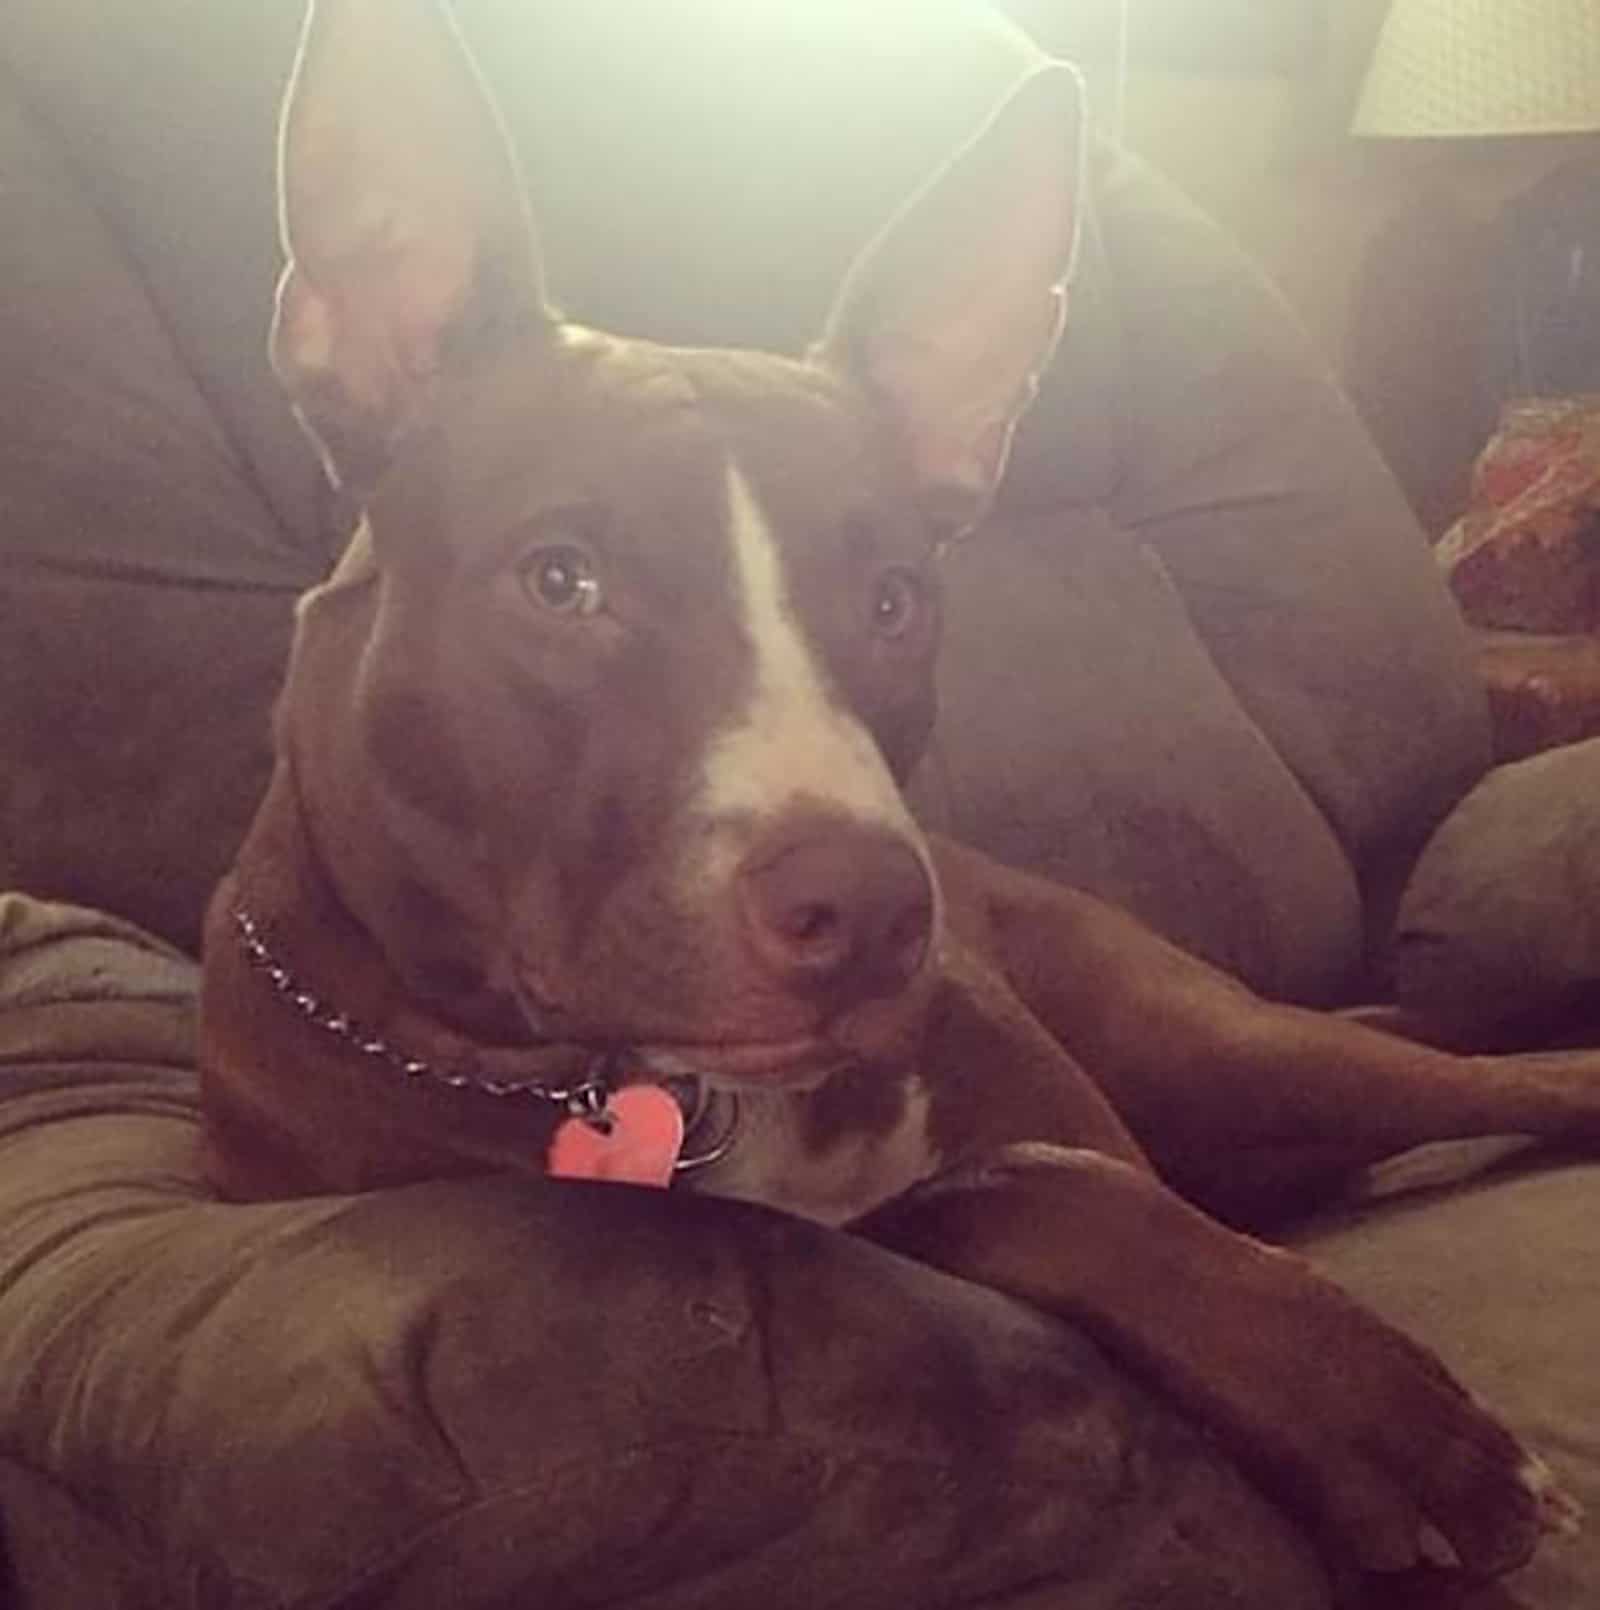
910;509;1365;1003
1087;151;1491;886
0;50;318;950
1390;739;1600;1037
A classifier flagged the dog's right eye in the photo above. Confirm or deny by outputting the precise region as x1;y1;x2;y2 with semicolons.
520;546;603;616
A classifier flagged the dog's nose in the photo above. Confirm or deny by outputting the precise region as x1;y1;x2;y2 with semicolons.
737;825;933;1008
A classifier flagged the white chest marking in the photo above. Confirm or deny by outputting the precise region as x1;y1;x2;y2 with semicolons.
694;1080;940;1227
695;463;917;842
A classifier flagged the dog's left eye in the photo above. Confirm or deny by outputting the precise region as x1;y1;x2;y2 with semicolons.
869;567;924;640
521;546;603;616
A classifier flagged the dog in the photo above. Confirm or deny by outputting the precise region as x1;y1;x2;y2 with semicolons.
202;0;1598;1586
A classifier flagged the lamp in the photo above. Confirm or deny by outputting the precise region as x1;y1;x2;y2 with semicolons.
1352;0;1600;139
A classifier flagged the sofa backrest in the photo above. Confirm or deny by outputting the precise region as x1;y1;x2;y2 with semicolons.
0;0;1490;998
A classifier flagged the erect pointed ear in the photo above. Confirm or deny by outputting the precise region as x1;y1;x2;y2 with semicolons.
815;65;1084;532
271;0;551;492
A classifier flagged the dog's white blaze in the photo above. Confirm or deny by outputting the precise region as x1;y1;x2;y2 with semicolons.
696;463;914;838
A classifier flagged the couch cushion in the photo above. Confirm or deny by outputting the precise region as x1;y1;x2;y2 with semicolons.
910;509;1364;1003
1089;151;1492;883
1389;739;1600;1036
0;569;296;955
0;53;319;950
2;0;331;554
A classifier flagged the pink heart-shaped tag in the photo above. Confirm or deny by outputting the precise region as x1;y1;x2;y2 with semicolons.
546;1084;685;1189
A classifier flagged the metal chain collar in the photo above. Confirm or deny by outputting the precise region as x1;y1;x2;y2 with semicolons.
232;906;737;1171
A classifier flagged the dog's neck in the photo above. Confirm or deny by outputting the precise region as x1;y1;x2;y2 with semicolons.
227;766;605;1097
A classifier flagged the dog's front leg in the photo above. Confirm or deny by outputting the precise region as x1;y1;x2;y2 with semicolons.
854;1141;1567;1584
852;952;1573;1582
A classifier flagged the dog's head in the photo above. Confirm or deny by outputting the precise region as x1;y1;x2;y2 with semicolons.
268;0;1080;1086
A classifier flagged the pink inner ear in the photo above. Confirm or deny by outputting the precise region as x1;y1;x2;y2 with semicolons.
274;202;485;417
274;271;334;382
869;279;1066;503
818;66;1081;509
270;0;549;461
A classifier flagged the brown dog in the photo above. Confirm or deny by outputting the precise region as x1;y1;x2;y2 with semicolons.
203;0;1597;1585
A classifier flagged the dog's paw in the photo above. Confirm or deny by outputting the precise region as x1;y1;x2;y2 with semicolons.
1214;1251;1572;1580
853;1148;1574;1581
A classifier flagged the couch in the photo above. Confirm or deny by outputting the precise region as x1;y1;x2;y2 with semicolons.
1;2;1596;1605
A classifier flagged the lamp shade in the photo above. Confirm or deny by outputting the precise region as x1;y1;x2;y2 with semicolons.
1353;0;1600;137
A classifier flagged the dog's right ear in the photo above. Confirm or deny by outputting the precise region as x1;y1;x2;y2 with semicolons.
272;0;550;491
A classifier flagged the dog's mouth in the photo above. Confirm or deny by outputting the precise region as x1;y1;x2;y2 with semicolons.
632;1035;849;1090
515;1005;849;1090
509;970;860;1088
509;945;933;1093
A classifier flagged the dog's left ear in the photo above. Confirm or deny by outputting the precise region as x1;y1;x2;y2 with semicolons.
272;0;550;491
816;65;1084;531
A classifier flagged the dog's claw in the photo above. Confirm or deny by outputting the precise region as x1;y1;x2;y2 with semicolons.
1524;1455;1584;1539
1417;1524;1460;1570
1329;1387;1568;1582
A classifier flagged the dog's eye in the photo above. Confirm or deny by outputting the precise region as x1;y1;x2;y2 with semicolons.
521;546;603;616
869;567;924;640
